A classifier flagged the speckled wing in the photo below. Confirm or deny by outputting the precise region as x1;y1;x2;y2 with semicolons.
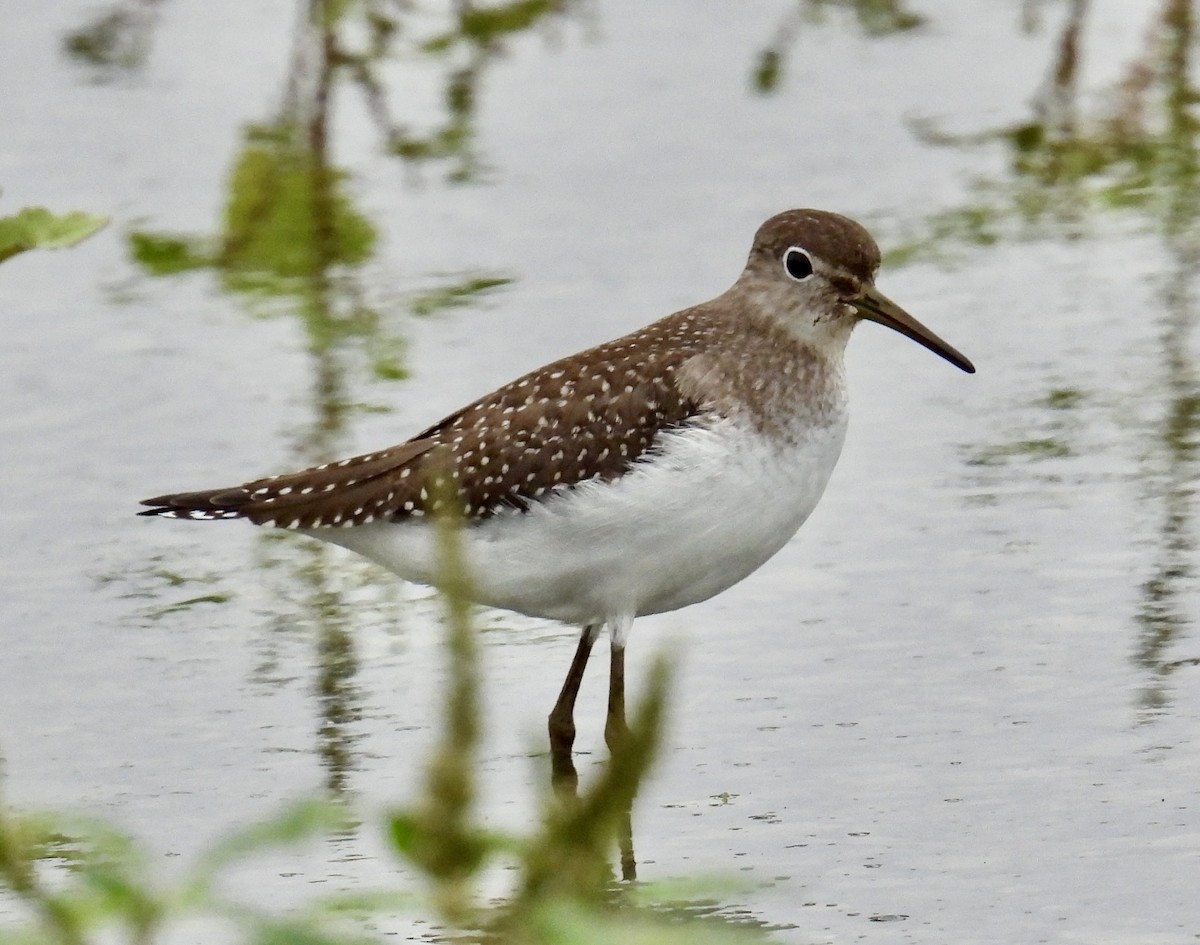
139;313;709;528
138;439;439;525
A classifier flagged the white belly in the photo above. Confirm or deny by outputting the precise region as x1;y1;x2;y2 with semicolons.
306;415;847;626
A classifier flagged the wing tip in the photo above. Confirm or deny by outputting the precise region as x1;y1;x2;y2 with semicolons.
137;490;250;521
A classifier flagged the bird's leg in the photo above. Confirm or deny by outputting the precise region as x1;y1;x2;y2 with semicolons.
548;623;600;793
604;637;630;753
605;619;636;880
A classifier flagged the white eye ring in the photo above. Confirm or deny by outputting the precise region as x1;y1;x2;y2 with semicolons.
782;245;811;278
783;246;814;281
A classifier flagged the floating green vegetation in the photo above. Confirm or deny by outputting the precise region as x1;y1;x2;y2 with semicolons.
61;1;159;78
966;436;1073;467
426;0;566;50
130;133;377;296
127;119;412;386
0;206;108;265
119;0;578;394
145;593;234;619
1043;387;1086;410
94;556;234;624
884;202;1010;266
409;274;513;318
892;1;1200;261
753;0;924;92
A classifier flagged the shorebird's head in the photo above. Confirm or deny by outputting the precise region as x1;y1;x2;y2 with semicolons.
739;209;975;374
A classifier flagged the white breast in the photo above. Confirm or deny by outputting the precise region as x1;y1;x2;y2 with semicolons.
309;411;848;627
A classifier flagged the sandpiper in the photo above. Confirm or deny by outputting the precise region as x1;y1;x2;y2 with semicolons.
141;209;974;773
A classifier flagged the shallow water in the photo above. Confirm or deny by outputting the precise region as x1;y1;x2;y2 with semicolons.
2;1;1198;942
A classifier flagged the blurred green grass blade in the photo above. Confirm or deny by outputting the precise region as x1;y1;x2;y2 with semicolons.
192;798;351;880
388;496;486;922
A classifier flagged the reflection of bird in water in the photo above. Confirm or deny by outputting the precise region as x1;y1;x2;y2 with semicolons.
141;209;974;794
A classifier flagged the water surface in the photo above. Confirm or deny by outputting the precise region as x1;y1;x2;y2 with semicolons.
1;1;1197;942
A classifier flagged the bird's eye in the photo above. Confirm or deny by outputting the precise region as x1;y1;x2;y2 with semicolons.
783;247;814;281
